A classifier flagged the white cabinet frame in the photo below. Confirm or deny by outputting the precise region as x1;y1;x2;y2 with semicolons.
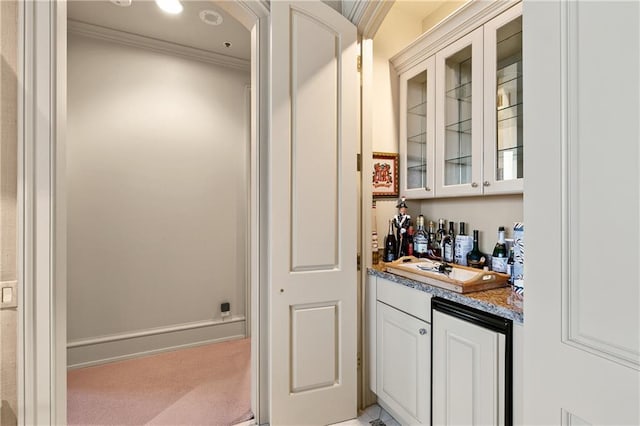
435;27;484;197
483;3;524;194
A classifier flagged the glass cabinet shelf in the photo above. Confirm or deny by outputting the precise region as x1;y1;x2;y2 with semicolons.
445;155;472;166
445;80;473;101
497;103;522;123
408;101;428;116
497;71;521;87
407;164;427;171
408;132;427;144
445;118;472;134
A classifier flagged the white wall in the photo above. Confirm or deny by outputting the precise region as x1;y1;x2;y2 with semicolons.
371;4;424;236
67;33;250;367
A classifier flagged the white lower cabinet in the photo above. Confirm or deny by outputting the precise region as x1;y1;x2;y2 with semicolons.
374;278;431;425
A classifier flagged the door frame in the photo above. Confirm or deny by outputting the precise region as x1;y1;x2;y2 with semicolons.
17;1;270;424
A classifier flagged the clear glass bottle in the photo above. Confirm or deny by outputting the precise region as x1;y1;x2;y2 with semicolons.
442;221;455;263
413;216;429;258
491;226;508;273
466;229;486;269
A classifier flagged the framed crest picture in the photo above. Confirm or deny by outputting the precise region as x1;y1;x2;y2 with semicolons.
372;152;399;197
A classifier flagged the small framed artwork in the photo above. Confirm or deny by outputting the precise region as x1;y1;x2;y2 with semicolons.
372;152;399;197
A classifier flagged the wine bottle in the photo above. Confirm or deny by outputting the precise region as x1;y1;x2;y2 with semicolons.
406;226;414;257
436;219;447;245
383;220;397;262
491;226;508;273
466;229;486;269
454;222;473;266
413;216;429;258
442;221;455;263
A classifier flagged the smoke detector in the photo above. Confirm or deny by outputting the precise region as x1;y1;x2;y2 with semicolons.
199;10;223;26
110;0;132;6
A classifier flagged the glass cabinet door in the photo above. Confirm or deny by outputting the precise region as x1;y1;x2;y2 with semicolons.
400;57;435;198
483;3;523;193
435;27;484;196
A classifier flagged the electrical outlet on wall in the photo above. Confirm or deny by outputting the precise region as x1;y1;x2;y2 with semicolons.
221;302;230;318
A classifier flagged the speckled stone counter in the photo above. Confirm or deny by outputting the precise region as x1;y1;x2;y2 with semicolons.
369;263;524;323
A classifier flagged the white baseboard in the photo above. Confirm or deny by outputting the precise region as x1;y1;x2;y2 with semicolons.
67;316;246;369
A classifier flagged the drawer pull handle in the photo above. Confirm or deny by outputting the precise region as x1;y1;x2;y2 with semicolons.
419;328;427;335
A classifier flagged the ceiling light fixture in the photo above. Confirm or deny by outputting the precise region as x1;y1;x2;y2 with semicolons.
155;0;183;15
199;10;223;26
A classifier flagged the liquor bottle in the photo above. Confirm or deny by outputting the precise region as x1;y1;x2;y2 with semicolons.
383;220;397;262
406;226;414;257
454;222;473;266
491;226;508;273
442;221;455;263
413;216;429;258
466;230;486;269
427;220;440;259
506;246;515;283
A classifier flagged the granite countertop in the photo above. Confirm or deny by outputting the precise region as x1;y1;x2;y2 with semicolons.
369;263;524;324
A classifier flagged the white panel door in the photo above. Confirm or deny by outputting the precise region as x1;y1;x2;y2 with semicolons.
270;1;358;425
524;1;640;424
432;310;501;426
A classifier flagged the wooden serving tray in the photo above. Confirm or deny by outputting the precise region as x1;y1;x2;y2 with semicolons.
385;256;509;294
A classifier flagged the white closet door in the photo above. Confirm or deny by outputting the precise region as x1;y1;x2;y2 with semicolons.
524;1;639;424
270;2;358;425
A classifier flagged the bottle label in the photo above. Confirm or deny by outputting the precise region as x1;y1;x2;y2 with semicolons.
443;244;453;262
454;236;473;266
414;241;428;254
492;257;508;273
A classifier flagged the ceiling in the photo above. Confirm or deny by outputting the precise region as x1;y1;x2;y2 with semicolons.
67;0;251;61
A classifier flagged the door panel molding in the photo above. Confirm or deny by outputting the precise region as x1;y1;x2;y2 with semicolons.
290;301;340;393
289;7;341;272
560;1;640;370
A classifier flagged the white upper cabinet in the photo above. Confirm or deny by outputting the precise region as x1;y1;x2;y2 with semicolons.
395;2;523;199
435;27;484;197
400;57;436;198
483;3;523;194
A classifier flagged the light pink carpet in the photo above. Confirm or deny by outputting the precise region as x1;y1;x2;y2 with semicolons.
67;338;253;426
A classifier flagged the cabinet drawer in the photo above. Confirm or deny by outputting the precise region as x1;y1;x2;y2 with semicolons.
377;277;431;323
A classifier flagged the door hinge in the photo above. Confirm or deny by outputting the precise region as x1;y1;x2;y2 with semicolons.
357;55;362;72
357;253;361;271
357;153;361;172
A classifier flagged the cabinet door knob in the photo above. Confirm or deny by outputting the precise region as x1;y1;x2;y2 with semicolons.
483;181;490;187
425;187;431;192
471;182;478;188
419;328;427;335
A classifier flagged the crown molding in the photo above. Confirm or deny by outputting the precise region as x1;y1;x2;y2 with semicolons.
67;20;250;72
390;0;520;74
344;0;395;39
